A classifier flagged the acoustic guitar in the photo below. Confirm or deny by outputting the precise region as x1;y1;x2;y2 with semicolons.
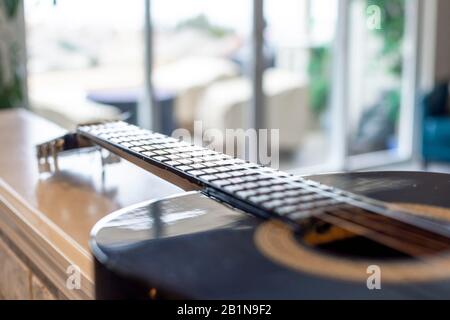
36;121;450;299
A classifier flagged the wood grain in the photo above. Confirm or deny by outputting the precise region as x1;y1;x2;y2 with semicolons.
0;237;31;300
31;275;56;300
0;109;186;299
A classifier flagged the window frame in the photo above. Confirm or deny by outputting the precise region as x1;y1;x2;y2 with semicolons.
142;0;423;172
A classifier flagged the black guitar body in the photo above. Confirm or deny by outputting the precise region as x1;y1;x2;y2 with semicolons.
90;172;450;299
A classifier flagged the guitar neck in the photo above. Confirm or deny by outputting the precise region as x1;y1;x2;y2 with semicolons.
37;120;450;241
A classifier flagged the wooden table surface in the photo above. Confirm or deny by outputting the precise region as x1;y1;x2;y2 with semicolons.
0;109;185;299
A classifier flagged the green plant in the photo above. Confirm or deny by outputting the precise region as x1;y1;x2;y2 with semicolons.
0;0;23;109
366;0;405;128
0;73;23;109
307;46;331;116
306;0;405;117
176;14;234;38
366;0;405;77
3;0;19;18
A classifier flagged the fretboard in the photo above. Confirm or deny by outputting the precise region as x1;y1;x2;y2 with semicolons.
76;121;450;239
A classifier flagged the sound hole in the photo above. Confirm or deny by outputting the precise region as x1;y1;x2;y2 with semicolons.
298;221;412;260
319;234;411;260
296;205;450;260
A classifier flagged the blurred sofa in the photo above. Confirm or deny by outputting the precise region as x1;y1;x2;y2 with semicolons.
195;68;310;153
154;56;239;130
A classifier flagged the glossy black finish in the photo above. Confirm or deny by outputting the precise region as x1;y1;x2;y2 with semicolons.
91;191;256;299
91;172;450;299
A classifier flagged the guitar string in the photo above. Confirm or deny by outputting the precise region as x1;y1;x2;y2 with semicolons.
314;208;450;297
331;207;450;250
78;122;450;255
314;208;450;256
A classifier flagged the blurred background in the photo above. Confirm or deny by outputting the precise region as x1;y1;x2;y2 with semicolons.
1;0;450;174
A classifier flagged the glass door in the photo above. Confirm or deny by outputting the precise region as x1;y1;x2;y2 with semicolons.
263;0;339;172
343;0;418;169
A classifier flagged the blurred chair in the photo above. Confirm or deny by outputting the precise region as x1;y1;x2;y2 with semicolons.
421;81;450;167
196;68;310;153
154;56;239;129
